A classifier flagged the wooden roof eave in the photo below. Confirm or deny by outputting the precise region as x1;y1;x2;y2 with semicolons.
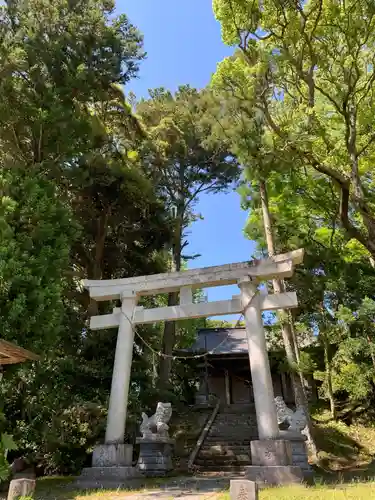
0;339;40;365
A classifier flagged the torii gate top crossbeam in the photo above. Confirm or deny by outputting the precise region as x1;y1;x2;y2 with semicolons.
84;249;304;302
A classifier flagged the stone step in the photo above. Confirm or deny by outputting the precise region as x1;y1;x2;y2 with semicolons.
207;436;255;440
212;419;256;424
207;432;256;438
195;459;251;467
205;436;256;446
211;423;257;429
210;422;256;432
214;414;256;419
199;447;251;456
196;471;247;478
194;465;248;472
195;453;250;462
209;421;257;426
208;430;255;433
195;407;257;473
203;444;252;449
220;405;256;413
197;448;251;456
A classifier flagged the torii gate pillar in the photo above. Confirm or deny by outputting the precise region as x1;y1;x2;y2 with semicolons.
105;294;137;445
238;278;279;440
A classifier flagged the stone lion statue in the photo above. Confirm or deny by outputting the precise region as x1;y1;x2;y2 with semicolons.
140;402;172;438
274;396;307;433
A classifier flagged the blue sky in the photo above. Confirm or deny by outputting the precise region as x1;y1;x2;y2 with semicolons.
117;1;257;310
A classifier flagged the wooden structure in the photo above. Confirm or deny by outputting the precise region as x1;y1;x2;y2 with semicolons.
182;327;295;405
0;340;39;365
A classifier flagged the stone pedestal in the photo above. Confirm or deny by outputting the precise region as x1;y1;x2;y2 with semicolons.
230;479;258;499
136;436;175;477
250;439;292;466
244;465;303;485
245;439;303;486
92;443;133;467
76;444;140;489
7;479;35;500
279;431;312;477
77;466;140;489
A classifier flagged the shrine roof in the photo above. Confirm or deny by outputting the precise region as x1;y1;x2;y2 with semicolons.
181;328;317;356
0;339;40;365
183;328;249;355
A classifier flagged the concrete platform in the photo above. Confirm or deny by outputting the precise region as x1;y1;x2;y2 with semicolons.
76;466;140;489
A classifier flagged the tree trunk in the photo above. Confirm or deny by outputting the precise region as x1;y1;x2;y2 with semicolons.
259;179;318;458
158;202;183;390
367;335;375;373
88;211;108;317
323;334;336;420
158;291;178;389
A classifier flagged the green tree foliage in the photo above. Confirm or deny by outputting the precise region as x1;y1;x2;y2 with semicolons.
241;168;375;417
0;169;76;351
0;412;16;481
0;0;144;171
212;0;375;259
0;0;174;475
136;86;239;388
211;0;375;425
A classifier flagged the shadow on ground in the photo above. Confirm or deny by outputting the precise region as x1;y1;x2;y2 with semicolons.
312;423;375;484
29;476;228;500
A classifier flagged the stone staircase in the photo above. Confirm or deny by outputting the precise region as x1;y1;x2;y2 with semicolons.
194;404;258;474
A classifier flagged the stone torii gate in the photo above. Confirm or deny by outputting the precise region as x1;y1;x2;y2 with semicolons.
81;249;305;484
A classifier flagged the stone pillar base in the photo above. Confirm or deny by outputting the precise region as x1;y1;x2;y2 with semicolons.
92;444;133;467
250;439;292;466
279;430;312;477
136;436;175;477
76;466;140;489
244;465;303;485
76;444;139;489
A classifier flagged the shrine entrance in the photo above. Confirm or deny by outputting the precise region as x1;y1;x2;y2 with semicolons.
83;249;303;474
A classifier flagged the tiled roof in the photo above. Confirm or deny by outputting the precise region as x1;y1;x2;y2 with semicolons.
182;327;317;355
183;328;249;355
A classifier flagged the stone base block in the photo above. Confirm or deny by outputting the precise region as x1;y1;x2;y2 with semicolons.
92;444;133;467
76;466;140;489
244;465;303;485
230;479;258;499
7;478;36;500
279;431;312;477
136;437;174;477
250;440;292;466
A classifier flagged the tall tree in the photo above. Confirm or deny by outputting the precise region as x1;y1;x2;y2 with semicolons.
0;0;147;341
0;0;174;474
0;0;144;174
243;165;375;418
204;81;318;450
136;86;239;389
212;0;375;260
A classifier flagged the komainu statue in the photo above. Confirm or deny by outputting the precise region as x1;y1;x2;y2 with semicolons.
140;402;172;438
274;396;307;433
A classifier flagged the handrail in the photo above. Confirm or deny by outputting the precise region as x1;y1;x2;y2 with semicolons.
188;399;220;470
